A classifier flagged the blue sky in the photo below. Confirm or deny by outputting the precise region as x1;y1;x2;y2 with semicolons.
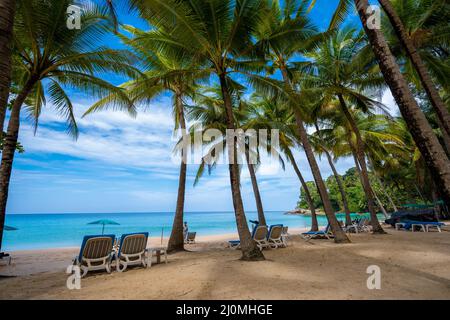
8;0;396;214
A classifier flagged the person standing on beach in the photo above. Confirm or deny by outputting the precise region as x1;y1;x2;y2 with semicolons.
183;222;188;242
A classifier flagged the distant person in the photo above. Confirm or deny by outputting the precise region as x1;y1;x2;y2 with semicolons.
183;221;189;241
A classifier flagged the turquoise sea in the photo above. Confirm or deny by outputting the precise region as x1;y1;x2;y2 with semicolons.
3;211;370;251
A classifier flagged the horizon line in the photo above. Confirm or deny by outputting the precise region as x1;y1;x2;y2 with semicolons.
6;210;292;215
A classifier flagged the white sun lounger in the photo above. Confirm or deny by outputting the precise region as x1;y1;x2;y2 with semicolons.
254;225;270;250
114;232;149;272
228;225;269;250
73;235;115;277
267;224;285;248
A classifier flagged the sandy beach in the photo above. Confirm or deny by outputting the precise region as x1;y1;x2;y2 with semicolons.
1;226;450;300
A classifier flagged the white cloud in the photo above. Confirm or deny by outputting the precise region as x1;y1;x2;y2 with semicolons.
382;89;400;116
19;99;178;170
11;95;358;213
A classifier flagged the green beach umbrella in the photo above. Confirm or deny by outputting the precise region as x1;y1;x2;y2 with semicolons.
87;219;120;235
4;225;18;231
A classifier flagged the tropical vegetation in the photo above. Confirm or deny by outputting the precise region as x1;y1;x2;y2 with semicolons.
0;0;449;261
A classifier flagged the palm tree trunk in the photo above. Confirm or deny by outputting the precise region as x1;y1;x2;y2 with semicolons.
338;94;385;233
373;191;389;218
0;78;35;251
286;151;318;231
378;0;450;148
167;92;187;253
437;121;450;157
324;149;352;226
294;113;349;242
219;73;264;261
354;0;450;206
0;0;16;133
279;67;349;242
368;157;398;212
351;150;389;218
245;150;267;226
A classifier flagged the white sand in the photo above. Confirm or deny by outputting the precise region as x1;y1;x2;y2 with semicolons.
1;226;450;299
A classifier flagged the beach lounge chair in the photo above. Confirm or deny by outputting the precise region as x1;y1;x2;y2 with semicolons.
424;222;445;232
185;232;196;244
254;225;270;249
401;220;445;232
73;234;115;277
267;224;285;248
228;225;269;250
114;232;149;272
301;224;332;241
0;252;11;265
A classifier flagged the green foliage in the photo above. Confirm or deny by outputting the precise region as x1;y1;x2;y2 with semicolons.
11;0;138;138
0;133;25;154
298;166;424;213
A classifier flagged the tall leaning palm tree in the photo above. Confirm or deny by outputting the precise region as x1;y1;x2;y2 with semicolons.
310;0;450;206
354;0;450;206
189;86;269;227
240;101;270;226
310;124;352;226
249;95;319;231
252;0;349;242
133;0;276;260
377;0;450;150
0;0;137;251
0;0;16;134
300;28;387;232
320;106;411;214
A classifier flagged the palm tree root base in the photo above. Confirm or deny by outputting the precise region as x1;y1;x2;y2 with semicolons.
166;245;186;254
333;237;352;244
371;229;388;235
240;248;265;261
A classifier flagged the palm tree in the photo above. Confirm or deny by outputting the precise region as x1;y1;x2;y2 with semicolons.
354;0;450;207
0;0;137;251
326;0;450;153
252;0;349;242
85;23;210;252
0;0;128;135
377;0;450;151
189;86;269;227
308;0;450;206
319;106;410;215
241;102;269;226
0;0;16;134
310;123;352;226
132;0;278;260
355;114;409;213
300;27;387;233
249;95;319;231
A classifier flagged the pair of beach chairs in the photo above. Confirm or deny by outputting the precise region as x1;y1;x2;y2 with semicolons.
228;224;287;250
395;220;445;232
73;232;164;277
